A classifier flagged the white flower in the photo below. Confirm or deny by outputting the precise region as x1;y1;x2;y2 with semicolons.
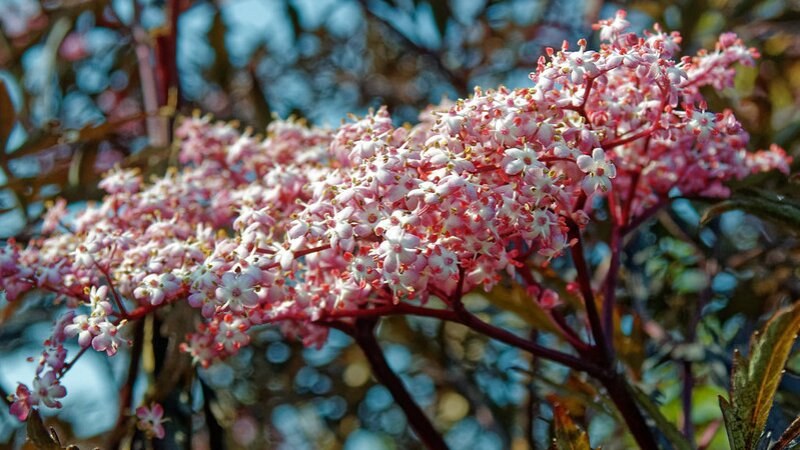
134;273;181;305
72;244;95;268
275;247;295;270
98;167;142;194
216;272;259;311
214;316;250;353
502;145;544;175
326;207;355;252
566;47;600;84
89;285;113;316
528;209;556;240
441;111;465;134
32;371;66;408
92;320;127;356
350;253;379;283
427;247;458;283
576;148;617;194
375;226;420;273
64;314;96;348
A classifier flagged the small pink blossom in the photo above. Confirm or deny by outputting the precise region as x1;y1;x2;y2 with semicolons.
92;320;127;356
41;198;68;234
502;145;545;176
89;285;113;316
135;273;181;306
9;384;34;421
136;403;166;439
593;9;629;42
37;343;67;374
64;314;96;348
0;9;792;414
538;289;562;309
215;272;259;311
375;226;421;274
577;148;617;194
32;371;66;409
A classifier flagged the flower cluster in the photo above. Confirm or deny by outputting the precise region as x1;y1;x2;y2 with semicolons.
1;11;790;420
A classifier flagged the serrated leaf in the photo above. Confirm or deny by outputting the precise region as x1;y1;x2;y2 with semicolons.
701;190;800;230
773;414;800;450
721;302;800;450
720;396;746;450
551;402;591;450
631;385;693;450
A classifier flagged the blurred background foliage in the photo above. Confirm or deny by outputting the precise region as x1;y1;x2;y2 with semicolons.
0;0;799;449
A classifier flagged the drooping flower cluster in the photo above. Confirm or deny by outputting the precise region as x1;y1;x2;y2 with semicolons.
0;11;790;420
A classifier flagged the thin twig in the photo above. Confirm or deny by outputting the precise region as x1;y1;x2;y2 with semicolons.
621;198;669;237
106;319;145;448
567;220;611;360
94;249;129;318
200;377;226;450
59;346;90;377
335;319;450;450
319;303;598;373
356;0;469;94
681;359;695;442
526;330;539;450
603;221;621;358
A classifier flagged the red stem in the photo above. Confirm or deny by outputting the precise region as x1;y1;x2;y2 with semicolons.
566;220;611;360
335;319;450;450
682;359;695;441
621;198;669;236
106;320;145;448
58;346;89;379
515;263;590;352
317;303;600;374
603;221;621;356
323;300;657;448
597;372;660;449
602;123;660;149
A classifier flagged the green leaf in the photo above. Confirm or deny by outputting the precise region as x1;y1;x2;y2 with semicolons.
701;189;800;230
551;402;591;450
630;385;693;450
720;302;800;450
